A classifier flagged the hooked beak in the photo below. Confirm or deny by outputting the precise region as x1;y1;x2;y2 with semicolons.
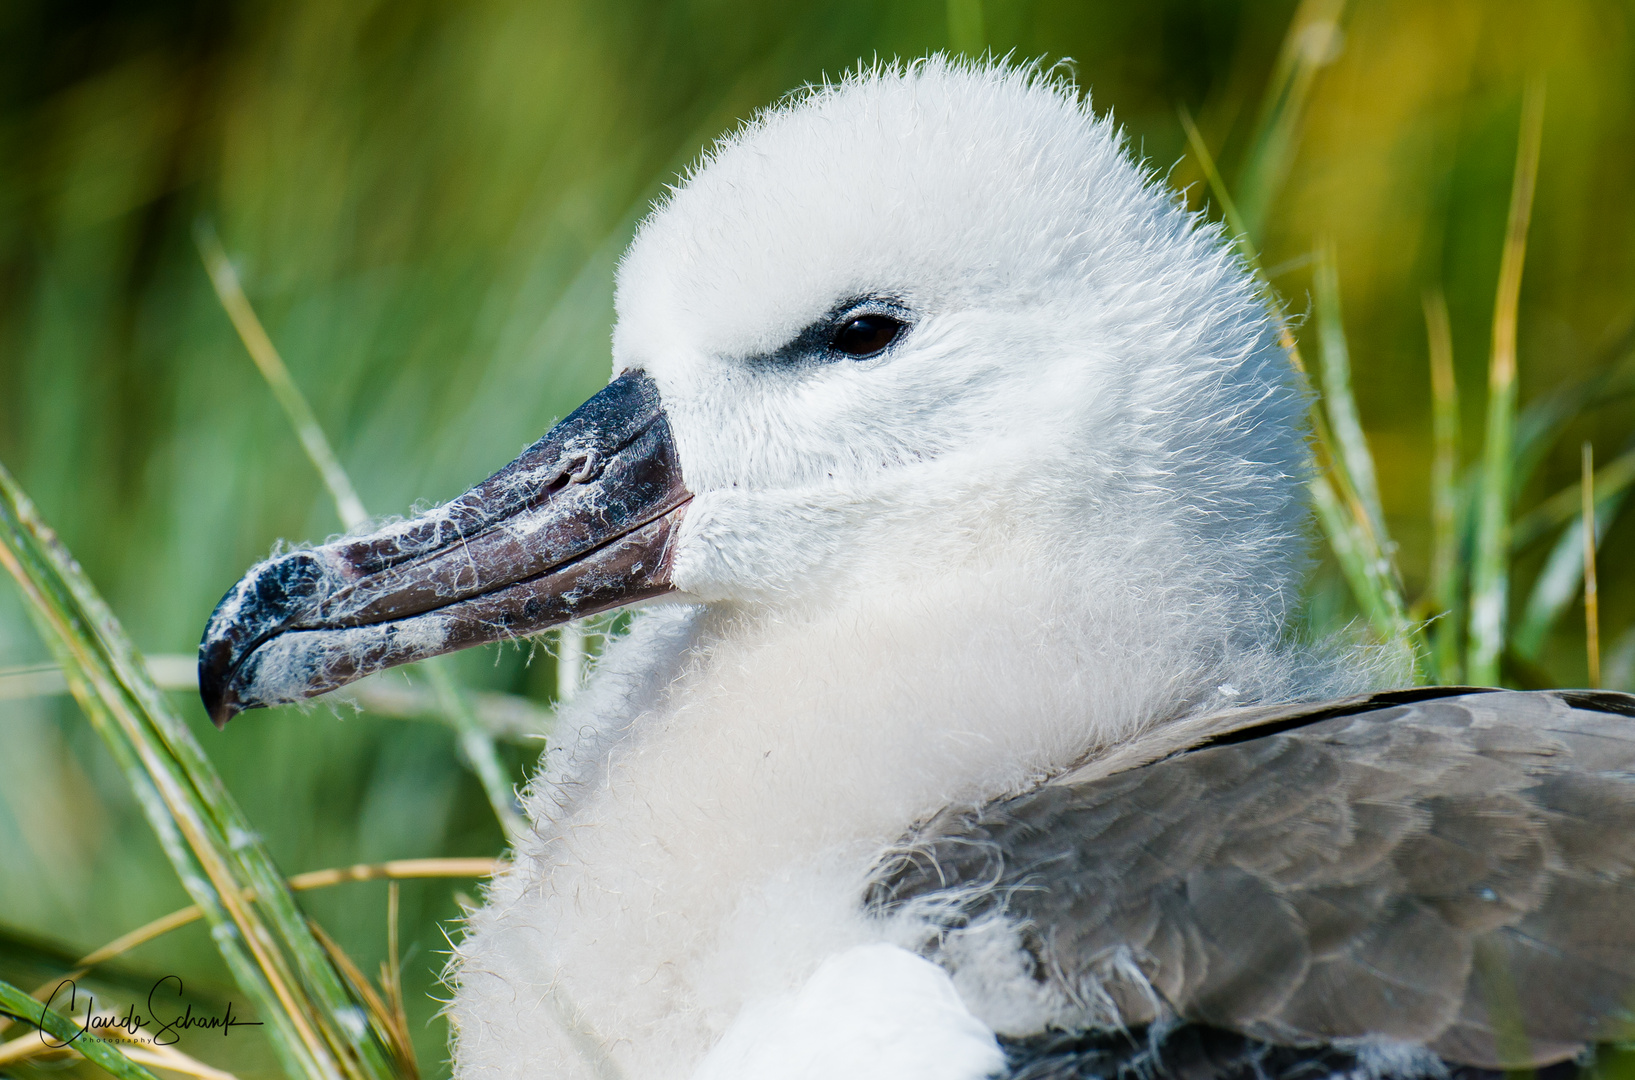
198;370;689;728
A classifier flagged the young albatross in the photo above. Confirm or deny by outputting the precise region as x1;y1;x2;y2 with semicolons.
199;60;1635;1080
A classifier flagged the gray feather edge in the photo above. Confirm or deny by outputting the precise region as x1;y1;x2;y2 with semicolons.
867;689;1635;1069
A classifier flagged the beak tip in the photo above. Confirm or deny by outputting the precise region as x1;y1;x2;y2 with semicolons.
198;640;241;730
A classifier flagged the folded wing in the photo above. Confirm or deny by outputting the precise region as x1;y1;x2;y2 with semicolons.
868;689;1635;1069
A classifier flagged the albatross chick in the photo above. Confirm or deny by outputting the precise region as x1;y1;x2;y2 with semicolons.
199;60;1635;1080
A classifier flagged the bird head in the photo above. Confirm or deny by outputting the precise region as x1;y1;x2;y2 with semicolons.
198;60;1309;728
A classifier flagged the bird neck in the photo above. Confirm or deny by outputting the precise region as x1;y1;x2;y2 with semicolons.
536;536;1365;834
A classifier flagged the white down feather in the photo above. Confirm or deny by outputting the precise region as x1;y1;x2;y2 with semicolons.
446;58;1392;1080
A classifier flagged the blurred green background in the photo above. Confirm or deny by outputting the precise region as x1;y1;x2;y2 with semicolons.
1;1;1632;1077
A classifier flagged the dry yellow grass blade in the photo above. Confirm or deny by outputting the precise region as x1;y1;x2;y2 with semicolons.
115;1042;239;1080
0;466;376;1080
0;978;162;1080
102;1020;242;1080
1583;442;1601;688
0;857;500;1053
1422;288;1462;683
71;858;502;971
1513;447;1635;549
307;921;418;1080
0;1030;69;1069
0;1013;241;1080
379;883;415;1080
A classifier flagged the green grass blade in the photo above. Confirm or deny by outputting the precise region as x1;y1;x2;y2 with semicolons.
1234;0;1347;242
1314;245;1386;535
1513;489;1625;660
0;463;397;1080
1509;330;1635;498
1423;289;1464;682
1513;445;1635;549
1178;105;1257;267
197;225;524;841
422;661;527;839
1310;248;1415;659
1310;471;1414;669
1468;80;1547;685
557;622;586;702
1182;105;1414;664
2;654;553;740
194;221;368;532
0;976;162;1080
946;0;984;54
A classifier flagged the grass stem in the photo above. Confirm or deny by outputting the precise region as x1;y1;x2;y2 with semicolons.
1583;442;1601;688
0;656;553;739
196;225;525;841
423;662;528;839
1234;0;1347;242
1424;288;1463;683
0;977;162;1080
1178;105;1255;264
73;858;501;971
1315;244;1386;535
194;221;369;532
1467;79;1546;685
557;623;586;703
1512;445;1635;549
945;0;984;54
0;464;397;1080
1182;106;1414;666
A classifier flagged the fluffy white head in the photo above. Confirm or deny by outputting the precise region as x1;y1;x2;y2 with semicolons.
450;59;1385;1080
618;59;1310;685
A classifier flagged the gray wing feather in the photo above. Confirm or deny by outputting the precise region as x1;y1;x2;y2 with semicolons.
868;690;1635;1068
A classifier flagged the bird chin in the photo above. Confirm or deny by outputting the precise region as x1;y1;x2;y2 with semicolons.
197;370;691;728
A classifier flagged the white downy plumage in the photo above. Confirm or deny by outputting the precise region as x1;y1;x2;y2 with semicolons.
447;58;1388;1080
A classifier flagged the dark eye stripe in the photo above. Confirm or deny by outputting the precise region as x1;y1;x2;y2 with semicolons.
831;315;902;357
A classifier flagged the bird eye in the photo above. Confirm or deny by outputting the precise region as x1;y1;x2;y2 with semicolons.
830;314;902;357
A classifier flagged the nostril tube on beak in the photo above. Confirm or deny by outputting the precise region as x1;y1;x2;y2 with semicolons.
566;449;602;484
